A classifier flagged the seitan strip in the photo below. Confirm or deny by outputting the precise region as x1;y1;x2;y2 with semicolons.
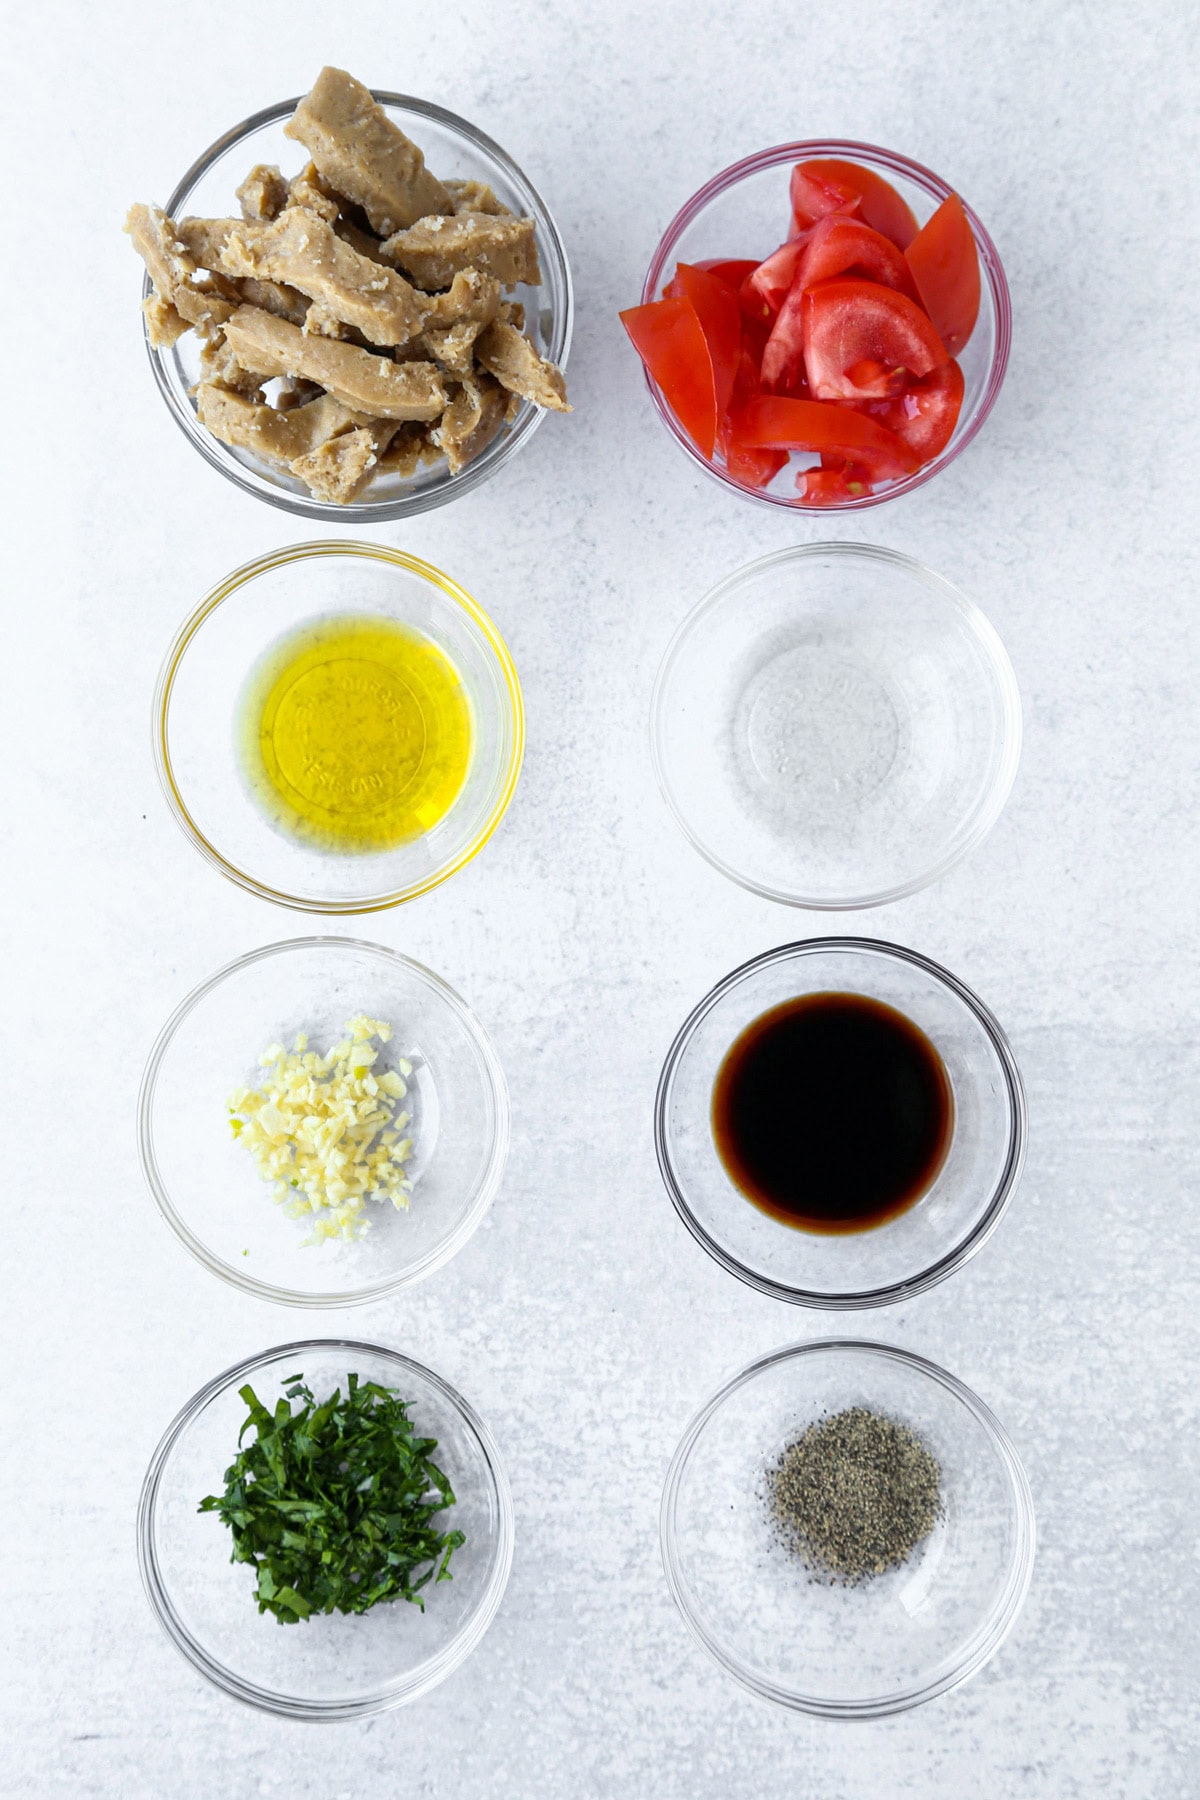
335;219;389;262
286;162;340;223
222;305;446;419
143;292;189;348
284;66;450;236
197;332;264;398
379;212;541;291
424;318;490;378
421;268;502;330
431;374;508;474
237;165;289;222
474;320;570;411
176;216;237;269
219;209;426;346
291;424;398;503
196;385;376;464
443;177;511;217
236;275;310;326
126;203;237;331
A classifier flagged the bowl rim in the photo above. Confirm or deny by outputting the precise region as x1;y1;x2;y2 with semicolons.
153;539;526;913
649;540;1023;910
659;1335;1036;1717
144;88;574;520
137;935;511;1306
654;936;1027;1309
638;137;1011;512
137;1337;515;1718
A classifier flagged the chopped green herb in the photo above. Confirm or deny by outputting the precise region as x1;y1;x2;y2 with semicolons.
199;1372;465;1624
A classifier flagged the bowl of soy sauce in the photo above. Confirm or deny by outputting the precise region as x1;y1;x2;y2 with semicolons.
655;939;1026;1308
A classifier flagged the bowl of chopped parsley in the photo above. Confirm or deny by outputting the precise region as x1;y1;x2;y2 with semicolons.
138;1339;513;1717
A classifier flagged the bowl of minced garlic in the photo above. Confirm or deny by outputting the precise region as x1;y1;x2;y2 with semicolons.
127;67;572;516
138;937;511;1305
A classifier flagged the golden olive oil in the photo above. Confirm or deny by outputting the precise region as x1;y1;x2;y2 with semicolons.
239;614;472;853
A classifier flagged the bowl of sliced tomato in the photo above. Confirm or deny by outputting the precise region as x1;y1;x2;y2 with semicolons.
621;141;1010;508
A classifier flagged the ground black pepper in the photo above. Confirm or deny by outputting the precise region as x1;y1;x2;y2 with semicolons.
767;1406;942;1584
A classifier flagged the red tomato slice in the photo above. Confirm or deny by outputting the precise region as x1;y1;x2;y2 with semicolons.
799;465;874;504
761;218;917;395
731;395;919;478
695;257;760;289
790;159;919;250
904;195;981;355
620;296;718;457
716;348;785;487
802;280;947;401
795;214;919;299
862;359;965;461
668;264;741;421
740;238;807;321
725;441;788;488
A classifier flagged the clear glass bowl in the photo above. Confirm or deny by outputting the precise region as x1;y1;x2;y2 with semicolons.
138;1339;514;1717
640;140;1010;510
660;1338;1035;1716
144;92;573;519
650;543;1021;909
138;937;509;1306
655;939;1026;1308
154;541;524;912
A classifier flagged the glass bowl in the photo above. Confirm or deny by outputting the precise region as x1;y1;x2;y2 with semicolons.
144;92;573;519
154;541;523;912
660;1338;1035;1716
639;139;1010;509
138;937;509;1306
138;1339;514;1717
651;543;1021;910
655;939;1026;1308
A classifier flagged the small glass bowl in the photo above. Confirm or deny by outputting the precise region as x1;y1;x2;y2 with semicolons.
138;1339;514;1717
640;140;1010;509
661;1338;1035;1716
144;92;573;519
138;937;509;1306
651;543;1021;910
655;939;1025;1309
154;541;524;912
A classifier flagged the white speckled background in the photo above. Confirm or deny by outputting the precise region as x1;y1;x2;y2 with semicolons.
5;1;1199;1793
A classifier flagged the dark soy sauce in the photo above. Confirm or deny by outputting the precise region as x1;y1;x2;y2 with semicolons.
711;992;954;1234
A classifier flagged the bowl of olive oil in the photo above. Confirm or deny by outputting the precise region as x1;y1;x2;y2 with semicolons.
155;542;524;912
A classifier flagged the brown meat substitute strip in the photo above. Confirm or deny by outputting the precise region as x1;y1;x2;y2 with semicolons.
237;165;289;222
474;320;570;411
218;210;426;346
125;203;237;331
379;212;541;291
284;66;450;236
431;374;509;475
222;305;446;419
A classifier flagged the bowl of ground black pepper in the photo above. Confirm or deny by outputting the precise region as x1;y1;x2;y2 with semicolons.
660;1339;1035;1717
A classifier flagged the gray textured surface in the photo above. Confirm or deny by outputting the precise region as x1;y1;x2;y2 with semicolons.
4;1;1199;1793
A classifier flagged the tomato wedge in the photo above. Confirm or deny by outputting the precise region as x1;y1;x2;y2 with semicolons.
740;238;807;321
799;466;874;504
790;159;919;249
795;215;918;299
717;348;788;487
904;194;980;356
694;257;759;289
620;296;719;457
862;360;965;461
731;395;919;478
661;264;741;420
802;279;947;401
761;219;918;394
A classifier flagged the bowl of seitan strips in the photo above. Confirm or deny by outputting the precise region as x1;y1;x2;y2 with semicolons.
127;68;573;518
